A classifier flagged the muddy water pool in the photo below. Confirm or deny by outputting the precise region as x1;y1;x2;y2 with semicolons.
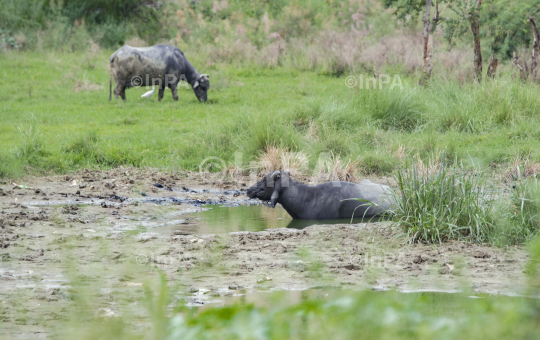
152;204;387;235
185;287;509;310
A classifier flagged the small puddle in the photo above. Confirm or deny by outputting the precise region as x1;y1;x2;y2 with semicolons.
153;204;387;235
185;288;519;310
188;288;334;309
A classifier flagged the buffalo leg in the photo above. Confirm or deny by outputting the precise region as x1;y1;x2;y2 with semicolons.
119;87;126;102
170;84;179;101
158;86;165;102
113;85;120;99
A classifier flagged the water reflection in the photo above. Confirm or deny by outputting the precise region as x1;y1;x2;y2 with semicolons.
154;204;388;235
188;289;501;311
286;216;389;229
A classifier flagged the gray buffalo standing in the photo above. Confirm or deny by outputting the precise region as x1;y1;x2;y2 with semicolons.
109;44;210;102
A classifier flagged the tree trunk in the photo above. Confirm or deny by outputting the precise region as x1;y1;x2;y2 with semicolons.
528;17;539;82
486;55;498;79
420;0;433;85
469;0;483;82
513;52;528;81
431;1;440;34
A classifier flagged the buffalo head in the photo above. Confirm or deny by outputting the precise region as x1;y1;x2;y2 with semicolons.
247;170;290;208
193;74;210;102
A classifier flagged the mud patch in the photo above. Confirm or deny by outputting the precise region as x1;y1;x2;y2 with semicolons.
0;168;531;338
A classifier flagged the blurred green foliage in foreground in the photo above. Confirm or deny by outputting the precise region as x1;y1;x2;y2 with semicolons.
59;272;540;340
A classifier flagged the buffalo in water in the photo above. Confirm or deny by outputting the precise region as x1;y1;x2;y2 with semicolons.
109;44;210;102
247;170;394;220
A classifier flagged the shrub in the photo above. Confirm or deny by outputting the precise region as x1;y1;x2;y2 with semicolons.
67;23;91;52
0;28;22;50
40;18;71;50
94;20;129;49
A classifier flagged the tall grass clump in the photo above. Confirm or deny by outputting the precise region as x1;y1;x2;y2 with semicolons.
314;97;372;131
428;81;490;133
62;131;144;168
0;155;24;179
427;78;540;134
13;114;65;173
392;154;498;244
16;115;44;160
238;110;304;156
497;172;540;245
368;88;424;132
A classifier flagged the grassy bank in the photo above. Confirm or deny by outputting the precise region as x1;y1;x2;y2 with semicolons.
1;51;540;180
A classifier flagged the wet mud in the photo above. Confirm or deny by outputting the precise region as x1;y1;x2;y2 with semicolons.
0;168;530;338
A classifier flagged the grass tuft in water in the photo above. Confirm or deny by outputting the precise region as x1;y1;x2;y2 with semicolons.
497;171;540;245
391;153;498;244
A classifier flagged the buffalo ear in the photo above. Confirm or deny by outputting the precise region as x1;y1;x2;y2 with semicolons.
270;191;279;208
193;80;200;88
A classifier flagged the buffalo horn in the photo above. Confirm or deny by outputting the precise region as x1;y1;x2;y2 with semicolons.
270;170;281;178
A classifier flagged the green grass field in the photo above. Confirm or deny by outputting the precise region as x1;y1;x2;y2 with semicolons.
2;51;540;179
0;51;346;176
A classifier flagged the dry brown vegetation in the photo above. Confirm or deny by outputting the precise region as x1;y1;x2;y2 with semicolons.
254;146;358;182
505;156;540;183
74;79;103;93
195;29;479;80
